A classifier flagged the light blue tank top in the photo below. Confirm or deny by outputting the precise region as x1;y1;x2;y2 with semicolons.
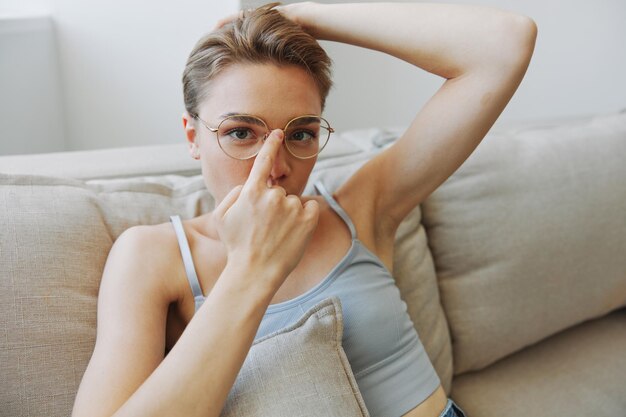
169;180;441;417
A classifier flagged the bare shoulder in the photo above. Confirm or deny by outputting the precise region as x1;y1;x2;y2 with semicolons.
97;222;190;338
107;222;186;304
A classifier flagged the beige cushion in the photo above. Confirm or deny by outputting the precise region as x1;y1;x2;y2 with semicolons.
222;296;369;417
420;110;626;374
0;173;213;417
451;308;626;417
306;150;453;393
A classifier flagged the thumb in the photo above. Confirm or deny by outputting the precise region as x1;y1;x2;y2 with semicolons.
213;185;243;221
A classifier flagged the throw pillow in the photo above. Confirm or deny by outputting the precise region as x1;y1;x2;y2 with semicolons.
221;296;370;417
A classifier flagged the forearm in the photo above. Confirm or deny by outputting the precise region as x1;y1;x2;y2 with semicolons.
292;2;536;78
113;263;275;417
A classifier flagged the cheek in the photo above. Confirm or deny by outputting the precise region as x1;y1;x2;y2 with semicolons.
295;160;317;194
302;159;317;177
201;153;253;199
299;164;314;181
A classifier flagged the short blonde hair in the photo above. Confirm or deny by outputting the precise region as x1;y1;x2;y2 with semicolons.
182;2;333;116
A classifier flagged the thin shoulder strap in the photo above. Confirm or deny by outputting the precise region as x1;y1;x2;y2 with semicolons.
313;180;357;240
169;215;205;312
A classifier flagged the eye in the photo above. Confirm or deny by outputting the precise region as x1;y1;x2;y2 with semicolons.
288;130;317;142
224;128;257;141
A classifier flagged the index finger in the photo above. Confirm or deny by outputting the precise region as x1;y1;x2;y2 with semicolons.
244;130;284;191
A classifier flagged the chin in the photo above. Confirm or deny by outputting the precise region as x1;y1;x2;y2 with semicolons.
292;185;308;197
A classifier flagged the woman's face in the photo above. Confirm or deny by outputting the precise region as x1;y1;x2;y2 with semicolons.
185;63;323;204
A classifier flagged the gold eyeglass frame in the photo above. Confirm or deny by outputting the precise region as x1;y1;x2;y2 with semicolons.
192;113;335;160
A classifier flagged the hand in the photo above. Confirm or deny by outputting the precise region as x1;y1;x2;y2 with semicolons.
213;2;319;36
213;130;320;291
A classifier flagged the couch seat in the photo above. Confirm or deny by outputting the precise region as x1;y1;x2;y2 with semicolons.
451;308;626;416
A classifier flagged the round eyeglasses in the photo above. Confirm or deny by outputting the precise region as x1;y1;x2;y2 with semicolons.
192;113;334;160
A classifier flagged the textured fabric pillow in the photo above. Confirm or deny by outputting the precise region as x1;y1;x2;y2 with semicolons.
420;110;626;374
305;145;453;393
221;296;370;417
0;173;213;417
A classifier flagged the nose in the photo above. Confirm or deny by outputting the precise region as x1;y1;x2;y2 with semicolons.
268;134;291;183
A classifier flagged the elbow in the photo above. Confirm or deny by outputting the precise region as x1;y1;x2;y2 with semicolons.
481;14;537;78
521;16;538;45
470;13;538;77
505;15;538;67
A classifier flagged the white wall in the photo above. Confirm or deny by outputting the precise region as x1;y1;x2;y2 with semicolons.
315;0;626;132
0;14;65;154
0;0;238;155
1;0;625;154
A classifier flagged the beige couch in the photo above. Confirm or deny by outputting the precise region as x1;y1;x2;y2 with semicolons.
1;110;625;417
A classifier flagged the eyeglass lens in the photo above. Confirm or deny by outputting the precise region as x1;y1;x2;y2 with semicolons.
217;115;331;159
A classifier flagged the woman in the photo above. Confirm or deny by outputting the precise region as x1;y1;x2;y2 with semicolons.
72;2;536;417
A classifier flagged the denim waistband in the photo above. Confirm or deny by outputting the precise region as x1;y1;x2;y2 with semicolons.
439;398;467;417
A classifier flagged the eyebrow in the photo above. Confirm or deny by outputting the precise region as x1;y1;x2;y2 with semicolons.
219;113;321;128
287;116;321;127
220;112;243;118
219;113;267;126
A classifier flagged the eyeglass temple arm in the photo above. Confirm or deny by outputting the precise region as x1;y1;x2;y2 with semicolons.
192;113;218;133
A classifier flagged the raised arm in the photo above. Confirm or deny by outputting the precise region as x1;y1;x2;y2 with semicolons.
72;131;319;417
282;1;537;238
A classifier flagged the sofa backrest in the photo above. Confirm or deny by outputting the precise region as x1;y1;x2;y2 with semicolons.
420;110;626;374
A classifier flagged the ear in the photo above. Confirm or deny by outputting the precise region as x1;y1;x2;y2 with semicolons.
182;111;200;160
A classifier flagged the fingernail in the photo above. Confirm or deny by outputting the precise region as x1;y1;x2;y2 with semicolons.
273;129;284;140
